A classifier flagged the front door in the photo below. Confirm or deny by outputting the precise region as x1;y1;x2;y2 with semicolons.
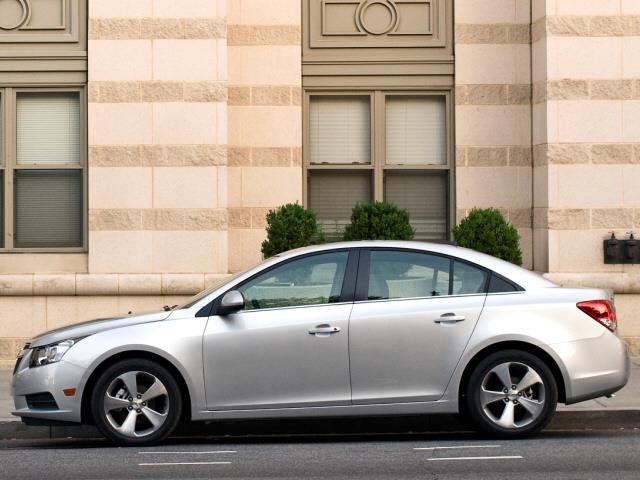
349;249;487;404
203;250;354;410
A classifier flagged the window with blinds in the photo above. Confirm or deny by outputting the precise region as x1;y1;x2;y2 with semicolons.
309;96;371;165
309;171;372;240
306;92;451;242
15;170;82;248
386;96;446;165
384;171;447;240
0;89;85;250
17;93;81;165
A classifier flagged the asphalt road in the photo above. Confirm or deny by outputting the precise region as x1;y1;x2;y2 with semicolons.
1;428;640;480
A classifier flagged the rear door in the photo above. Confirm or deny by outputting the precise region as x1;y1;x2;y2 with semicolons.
348;249;488;404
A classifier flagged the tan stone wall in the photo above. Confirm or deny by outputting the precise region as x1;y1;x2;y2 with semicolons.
87;0;229;276
227;0;303;272
0;0;231;354
532;1;640;348
454;0;534;269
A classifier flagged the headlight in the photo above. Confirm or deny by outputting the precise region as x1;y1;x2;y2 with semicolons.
29;338;83;367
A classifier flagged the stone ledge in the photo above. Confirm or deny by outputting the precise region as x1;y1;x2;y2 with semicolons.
0;274;232;297
545;273;640;295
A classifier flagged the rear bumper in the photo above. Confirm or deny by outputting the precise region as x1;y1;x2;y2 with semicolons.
552;331;630;405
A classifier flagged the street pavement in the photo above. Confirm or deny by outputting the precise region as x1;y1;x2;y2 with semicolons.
1;430;640;479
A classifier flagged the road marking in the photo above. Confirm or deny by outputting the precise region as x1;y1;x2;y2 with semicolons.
138;451;237;454
139;462;232;466
414;445;501;451
427;455;523;462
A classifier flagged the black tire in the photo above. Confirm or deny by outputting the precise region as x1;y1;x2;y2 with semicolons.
465;350;557;438
90;358;182;446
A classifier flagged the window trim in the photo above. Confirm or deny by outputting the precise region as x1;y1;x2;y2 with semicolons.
354;247;523;303
0;86;87;252
303;88;455;241
208;249;360;315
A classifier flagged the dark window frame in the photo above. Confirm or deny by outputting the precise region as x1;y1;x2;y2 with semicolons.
201;249;361;317
354;247;523;302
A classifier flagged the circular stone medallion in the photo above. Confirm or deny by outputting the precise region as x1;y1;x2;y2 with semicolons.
0;0;29;30
358;1;398;35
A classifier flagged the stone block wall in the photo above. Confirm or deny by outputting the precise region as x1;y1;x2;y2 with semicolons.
532;0;640;353
226;0;303;272
454;0;534;269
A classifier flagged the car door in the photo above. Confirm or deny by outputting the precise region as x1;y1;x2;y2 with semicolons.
203;249;357;410
349;249;488;404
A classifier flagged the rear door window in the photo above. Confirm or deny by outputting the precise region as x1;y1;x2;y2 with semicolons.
367;250;451;300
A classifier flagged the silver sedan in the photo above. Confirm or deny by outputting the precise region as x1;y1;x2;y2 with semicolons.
11;241;630;445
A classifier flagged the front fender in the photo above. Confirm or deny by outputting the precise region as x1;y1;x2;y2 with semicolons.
63;316;208;420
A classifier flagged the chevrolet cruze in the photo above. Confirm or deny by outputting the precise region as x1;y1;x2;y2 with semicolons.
11;241;630;445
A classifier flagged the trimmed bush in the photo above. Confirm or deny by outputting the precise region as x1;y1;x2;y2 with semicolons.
261;203;325;258
342;201;415;241
452;207;522;266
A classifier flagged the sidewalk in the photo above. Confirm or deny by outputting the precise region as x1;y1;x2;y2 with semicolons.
1;359;639;439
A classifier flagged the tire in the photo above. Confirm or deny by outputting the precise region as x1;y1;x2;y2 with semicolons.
465;350;557;438
90;358;182;446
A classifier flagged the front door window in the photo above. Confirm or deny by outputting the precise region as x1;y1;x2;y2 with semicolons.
238;251;349;310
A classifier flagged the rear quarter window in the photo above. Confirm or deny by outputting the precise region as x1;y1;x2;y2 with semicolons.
488;274;521;293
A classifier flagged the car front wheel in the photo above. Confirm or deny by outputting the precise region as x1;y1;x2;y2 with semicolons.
91;358;182;445
466;350;558;438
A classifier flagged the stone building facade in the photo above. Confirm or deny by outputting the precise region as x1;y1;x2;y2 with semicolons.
0;0;639;367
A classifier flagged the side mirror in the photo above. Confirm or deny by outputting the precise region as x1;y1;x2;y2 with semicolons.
218;290;245;316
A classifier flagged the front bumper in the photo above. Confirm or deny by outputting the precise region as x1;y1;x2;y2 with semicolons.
552;331;630;404
11;351;85;423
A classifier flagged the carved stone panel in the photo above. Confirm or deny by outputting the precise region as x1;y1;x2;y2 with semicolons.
310;0;446;49
0;0;79;42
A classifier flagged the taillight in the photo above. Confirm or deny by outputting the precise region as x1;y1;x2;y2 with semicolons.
577;300;617;333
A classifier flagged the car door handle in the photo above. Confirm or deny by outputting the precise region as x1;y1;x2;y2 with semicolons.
434;313;466;324
308;324;341;335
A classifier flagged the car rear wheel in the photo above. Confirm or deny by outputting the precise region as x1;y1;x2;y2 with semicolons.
466;350;557;438
91;359;182;445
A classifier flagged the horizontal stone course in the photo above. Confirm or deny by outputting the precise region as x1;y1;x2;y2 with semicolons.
89;81;227;103
228;146;302;167
456;208;532;228
89;18;226;40
455;23;530;44
534;143;640;166
533;15;640;40
227;25;300;45
533;79;640;103
539;208;640;230
89;145;227;167
456;146;532;167
228;207;273;228
228;85;301;106
456;84;531;105
89;209;228;231
0;274;233;297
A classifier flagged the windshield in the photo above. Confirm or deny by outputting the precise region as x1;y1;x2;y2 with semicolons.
178;258;268;309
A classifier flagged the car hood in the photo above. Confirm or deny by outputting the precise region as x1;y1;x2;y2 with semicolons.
28;310;172;348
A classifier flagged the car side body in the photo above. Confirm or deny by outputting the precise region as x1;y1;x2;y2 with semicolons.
11;241;630;442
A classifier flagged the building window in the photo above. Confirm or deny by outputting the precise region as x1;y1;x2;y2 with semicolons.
0;88;85;250
305;91;452;241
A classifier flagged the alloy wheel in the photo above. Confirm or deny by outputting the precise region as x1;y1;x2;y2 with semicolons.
103;370;169;438
479;361;546;429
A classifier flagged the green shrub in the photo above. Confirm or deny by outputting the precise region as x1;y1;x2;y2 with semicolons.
342;201;415;241
452;207;522;265
261;203;325;258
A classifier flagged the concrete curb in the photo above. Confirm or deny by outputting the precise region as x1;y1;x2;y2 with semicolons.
1;410;640;441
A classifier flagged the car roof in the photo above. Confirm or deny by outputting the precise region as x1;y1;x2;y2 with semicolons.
277;241;556;290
